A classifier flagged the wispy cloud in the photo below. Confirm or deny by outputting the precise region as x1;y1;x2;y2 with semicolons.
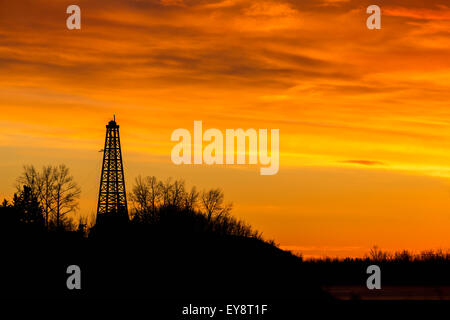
384;6;450;20
2;0;450;258
339;160;385;166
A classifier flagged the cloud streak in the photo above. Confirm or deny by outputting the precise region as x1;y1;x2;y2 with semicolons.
2;0;450;257
339;160;385;166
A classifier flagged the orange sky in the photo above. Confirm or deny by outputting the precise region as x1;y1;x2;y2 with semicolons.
1;0;450;258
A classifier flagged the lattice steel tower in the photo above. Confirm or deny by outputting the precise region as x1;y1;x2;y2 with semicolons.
96;116;129;224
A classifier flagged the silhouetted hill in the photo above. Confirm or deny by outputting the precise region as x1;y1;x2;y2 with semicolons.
0;203;330;301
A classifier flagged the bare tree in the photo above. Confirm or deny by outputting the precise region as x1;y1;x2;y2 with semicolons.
201;188;232;221
184;186;199;211
129;175;161;215
368;245;391;262
159;178;186;208
17;164;80;228
146;176;161;213
17;165;57;227
170;179;186;208
41;166;58;227
53;164;81;228
159;178;173;207
129;175;151;213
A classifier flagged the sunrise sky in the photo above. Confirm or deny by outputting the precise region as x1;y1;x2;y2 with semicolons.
1;0;450;257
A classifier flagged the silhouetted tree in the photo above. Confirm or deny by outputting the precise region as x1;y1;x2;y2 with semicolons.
159;178;187;208
368;245;391;262
18;165;55;227
201;188;232;221
13;185;44;225
129;175;150;213
129;175;162;215
53;164;81;228
184;186;199;211
147;176;161;213
17;164;80;228
127;176;265;240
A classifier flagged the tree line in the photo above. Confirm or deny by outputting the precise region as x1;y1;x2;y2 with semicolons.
0;165;265;241
128;175;264;240
129;175;233;221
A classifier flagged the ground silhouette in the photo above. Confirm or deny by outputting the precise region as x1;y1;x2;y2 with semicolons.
3;173;449;302
0;181;329;301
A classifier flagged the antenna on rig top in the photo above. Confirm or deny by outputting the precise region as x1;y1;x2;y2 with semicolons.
113;114;116;122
